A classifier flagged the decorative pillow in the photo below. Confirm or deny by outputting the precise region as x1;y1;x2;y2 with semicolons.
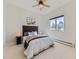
24;32;28;36
28;32;33;36
28;31;37;36
32;31;37;35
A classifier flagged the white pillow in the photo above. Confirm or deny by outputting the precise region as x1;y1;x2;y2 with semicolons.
32;31;37;35
28;32;32;36
28;31;37;36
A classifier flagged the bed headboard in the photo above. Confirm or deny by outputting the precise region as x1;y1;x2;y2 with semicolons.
22;25;38;36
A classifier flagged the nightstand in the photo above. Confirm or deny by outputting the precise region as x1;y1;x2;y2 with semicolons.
16;36;23;45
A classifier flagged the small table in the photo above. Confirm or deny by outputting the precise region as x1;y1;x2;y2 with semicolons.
16;36;23;45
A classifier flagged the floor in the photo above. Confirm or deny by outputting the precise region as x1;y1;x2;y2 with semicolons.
4;42;75;59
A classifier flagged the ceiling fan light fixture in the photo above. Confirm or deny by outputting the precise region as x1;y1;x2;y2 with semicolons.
39;4;44;10
39;4;43;8
32;0;50;10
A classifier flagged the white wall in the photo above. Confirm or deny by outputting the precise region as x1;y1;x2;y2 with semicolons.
43;0;76;44
3;0;7;46
5;3;46;46
4;0;76;46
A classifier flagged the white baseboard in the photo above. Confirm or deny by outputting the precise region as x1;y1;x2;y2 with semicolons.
54;39;75;48
5;42;16;47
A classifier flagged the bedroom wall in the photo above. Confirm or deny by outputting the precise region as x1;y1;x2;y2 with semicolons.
5;2;47;46
3;0;7;47
4;0;75;46
43;0;76;44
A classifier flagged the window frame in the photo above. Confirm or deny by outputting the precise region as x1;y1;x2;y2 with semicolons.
50;15;64;31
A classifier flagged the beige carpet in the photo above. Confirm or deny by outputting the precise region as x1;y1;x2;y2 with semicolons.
4;42;75;59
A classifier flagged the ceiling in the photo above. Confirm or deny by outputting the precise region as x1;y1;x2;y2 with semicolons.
6;0;72;15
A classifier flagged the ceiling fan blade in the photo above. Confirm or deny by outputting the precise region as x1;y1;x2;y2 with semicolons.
43;4;50;7
32;4;39;7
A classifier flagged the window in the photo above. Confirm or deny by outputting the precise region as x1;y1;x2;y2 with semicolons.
50;15;64;31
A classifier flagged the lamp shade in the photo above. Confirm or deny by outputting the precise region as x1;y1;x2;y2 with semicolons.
16;32;22;36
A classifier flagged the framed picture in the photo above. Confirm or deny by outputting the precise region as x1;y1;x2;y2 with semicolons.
26;17;36;25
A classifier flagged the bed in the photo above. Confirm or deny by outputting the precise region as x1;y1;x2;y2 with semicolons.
22;25;54;59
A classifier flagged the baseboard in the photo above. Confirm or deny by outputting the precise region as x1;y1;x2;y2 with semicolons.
5;42;16;47
54;39;75;48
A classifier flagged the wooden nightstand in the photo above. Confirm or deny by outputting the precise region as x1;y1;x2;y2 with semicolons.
16;36;23;45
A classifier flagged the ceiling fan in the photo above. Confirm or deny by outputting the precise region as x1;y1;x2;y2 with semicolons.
32;0;50;10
